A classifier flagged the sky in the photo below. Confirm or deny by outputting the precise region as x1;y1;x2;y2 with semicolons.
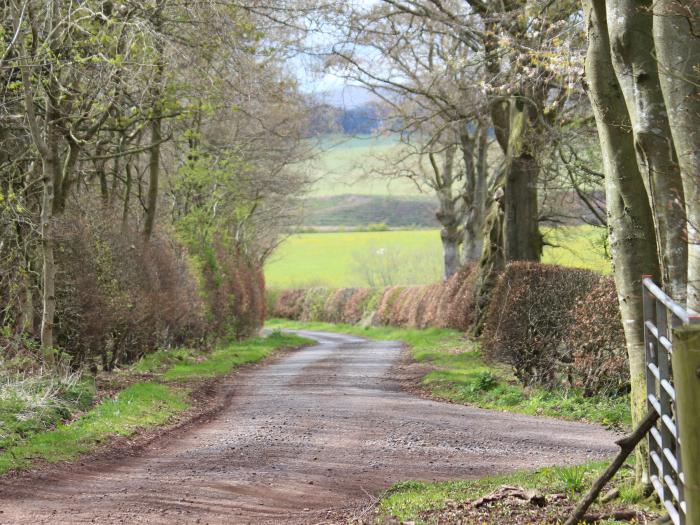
290;0;380;108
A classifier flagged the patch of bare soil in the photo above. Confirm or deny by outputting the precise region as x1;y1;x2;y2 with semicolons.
409;486;654;525
0;330;617;524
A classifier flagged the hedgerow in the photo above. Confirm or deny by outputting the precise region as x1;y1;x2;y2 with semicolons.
269;262;628;396
481;262;600;387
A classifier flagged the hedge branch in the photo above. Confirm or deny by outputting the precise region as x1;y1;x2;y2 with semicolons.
564;410;659;525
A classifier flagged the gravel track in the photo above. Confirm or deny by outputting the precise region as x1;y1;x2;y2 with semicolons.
0;330;617;524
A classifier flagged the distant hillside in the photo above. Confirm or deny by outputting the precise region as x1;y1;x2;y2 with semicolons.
301;194;438;228
302;135;424;197
307;104;385;136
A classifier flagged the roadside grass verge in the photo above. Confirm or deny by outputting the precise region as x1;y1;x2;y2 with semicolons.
0;332;311;476
377;460;657;524
266;319;630;428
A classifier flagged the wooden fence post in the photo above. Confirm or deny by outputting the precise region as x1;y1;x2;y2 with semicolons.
672;323;700;524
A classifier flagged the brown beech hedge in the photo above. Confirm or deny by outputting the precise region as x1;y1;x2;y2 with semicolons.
270;262;628;395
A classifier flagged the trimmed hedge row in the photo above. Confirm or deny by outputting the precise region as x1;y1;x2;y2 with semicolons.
270;262;628;395
271;265;478;331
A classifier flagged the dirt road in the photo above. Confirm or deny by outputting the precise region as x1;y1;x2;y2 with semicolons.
0;330;617;524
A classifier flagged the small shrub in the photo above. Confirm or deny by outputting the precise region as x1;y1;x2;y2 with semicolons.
565;277;628;396
265;289;282;318
470;371;498;393
200;240;266;340
554;464;588;496
404;285;432;328
416;282;443;328
443;265;478;330
55;205;206;369
389;287;420;326
366;222;389;232
481;262;600;387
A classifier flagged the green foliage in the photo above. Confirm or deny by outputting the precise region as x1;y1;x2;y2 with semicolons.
379;459;659;524
554;464;588;496
379;461;608;522
301;288;332;322
469;371;498;393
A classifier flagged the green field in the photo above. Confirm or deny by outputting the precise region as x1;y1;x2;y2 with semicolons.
300;135;424;197
264;225;611;289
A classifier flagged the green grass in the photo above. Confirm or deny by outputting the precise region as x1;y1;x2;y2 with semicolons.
302;135;424;197
377;460;651;524
265;226;611;288
0;332;312;476
301;194;437;228
266;320;629;428
163;332;309;381
133;347;198;374
0;375;95;451
265;229;444;288
0;382;187;474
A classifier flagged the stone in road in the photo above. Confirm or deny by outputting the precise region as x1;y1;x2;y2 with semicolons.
0;330;616;524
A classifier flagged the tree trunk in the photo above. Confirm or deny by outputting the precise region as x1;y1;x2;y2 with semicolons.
503;99;541;261
433;146;461;279
40;153;58;349
53;139;79;214
16;250;35;335
143;118;162;240
144;116;161;239
143;0;165;240
441;231;460;279
122;161;132;229
471;184;505;335
653;0;700;311
462;123;488;262
95;142;109;205
606;0;688;303
584;0;661;484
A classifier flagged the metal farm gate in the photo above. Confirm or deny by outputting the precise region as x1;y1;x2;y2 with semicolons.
643;277;700;525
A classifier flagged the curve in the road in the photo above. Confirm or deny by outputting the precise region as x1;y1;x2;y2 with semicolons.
0;330;617;524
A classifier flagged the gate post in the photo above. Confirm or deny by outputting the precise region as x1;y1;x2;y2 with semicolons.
672;323;700;524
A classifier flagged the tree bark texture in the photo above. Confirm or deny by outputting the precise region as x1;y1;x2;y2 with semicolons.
584;0;661;484
433;147;461;279
462;122;488;262
503;99;541;261
606;0;688;303
40;153;58;349
144;0;165;240
471;185;506;335
653;0;700;311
